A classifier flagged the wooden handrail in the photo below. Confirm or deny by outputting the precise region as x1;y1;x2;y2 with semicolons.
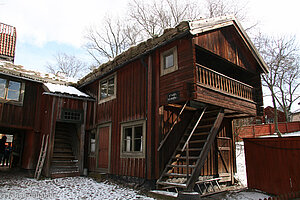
181;106;207;152
196;64;254;101
157;101;188;151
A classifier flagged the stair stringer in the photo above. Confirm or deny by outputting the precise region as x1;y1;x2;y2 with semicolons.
156;108;204;188
185;108;224;191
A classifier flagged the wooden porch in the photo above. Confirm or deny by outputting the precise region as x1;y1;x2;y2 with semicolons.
191;63;259;117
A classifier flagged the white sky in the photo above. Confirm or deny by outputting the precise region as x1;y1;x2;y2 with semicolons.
0;0;299;111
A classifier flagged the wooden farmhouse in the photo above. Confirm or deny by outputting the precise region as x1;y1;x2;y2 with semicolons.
0;15;268;193
0;22;93;178
78;16;268;191
0;61;93;178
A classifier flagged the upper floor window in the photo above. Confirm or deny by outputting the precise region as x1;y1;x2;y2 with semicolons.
0;78;24;105
160;46;178;76
99;74;116;104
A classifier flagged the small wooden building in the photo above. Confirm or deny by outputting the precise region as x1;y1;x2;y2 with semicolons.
0;61;93;178
78;16;268;190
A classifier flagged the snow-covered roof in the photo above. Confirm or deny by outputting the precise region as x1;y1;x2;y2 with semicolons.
43;83;90;98
0;61;91;99
0;61;77;84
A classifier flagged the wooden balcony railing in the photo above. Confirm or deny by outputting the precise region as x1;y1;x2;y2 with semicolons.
196;64;254;101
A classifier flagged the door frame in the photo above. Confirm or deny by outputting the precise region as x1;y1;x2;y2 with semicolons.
96;122;112;173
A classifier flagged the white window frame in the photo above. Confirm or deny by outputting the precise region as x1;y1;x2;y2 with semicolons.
0;77;25;106
160;46;178;76
120;119;146;158
98;74;117;104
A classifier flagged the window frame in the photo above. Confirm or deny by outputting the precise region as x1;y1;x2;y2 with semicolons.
120;119;146;158
0;77;25;106
98;74;117;104
160;46;178;76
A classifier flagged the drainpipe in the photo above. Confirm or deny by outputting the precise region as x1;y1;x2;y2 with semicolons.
140;55;150;182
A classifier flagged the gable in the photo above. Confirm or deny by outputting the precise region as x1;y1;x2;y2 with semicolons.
194;25;261;73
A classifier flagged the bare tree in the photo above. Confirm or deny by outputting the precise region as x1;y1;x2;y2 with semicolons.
84;0;253;65
46;52;87;79
84;16;136;65
274;36;300;122
128;0;201;38
255;33;300;135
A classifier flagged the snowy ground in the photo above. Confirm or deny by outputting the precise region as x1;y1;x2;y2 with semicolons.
235;141;247;186
4;133;299;200
0;171;154;200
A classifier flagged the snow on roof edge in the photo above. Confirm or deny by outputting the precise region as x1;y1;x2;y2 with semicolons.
44;82;90;98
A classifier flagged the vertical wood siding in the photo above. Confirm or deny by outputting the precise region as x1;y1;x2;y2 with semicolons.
193;26;258;72
0;80;41;129
84;59;147;178
159;36;195;105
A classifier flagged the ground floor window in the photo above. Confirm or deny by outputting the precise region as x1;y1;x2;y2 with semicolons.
120;120;146;158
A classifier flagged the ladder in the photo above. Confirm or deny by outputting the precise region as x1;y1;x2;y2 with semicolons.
34;134;49;180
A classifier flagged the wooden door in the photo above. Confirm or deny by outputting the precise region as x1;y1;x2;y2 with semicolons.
217;137;233;183
97;125;111;172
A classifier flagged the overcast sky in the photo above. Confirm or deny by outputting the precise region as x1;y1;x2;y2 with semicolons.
0;0;299;110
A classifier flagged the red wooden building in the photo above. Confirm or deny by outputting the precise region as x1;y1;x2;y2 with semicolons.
78;16;268;191
0;16;268;194
0;60;93;177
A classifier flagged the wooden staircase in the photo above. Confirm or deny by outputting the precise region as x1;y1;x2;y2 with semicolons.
50;126;79;178
157;106;224;192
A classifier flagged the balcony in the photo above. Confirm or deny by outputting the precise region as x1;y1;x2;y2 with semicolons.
196;64;254;102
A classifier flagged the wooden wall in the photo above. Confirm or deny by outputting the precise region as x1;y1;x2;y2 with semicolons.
193;26;259;73
0;80;42;130
40;94;88;176
83;59;148;178
244;137;300;195
83;35;198;179
159;36;195;105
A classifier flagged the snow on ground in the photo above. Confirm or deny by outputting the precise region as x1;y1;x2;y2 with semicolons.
222;190;271;200
235;141;247;186
0;171;154;200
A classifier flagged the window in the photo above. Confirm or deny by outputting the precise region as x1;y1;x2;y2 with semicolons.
0;78;24;105
99;74;116;103
61;109;83;123
120;120;146;158
160;46;178;76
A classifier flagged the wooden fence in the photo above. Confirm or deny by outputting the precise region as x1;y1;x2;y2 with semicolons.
236;121;300;141
244;137;300;195
260;191;300;200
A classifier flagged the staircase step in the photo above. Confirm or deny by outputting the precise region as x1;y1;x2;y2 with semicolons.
157;181;187;188
55;138;72;143
178;147;203;152
189;140;206;144
51;171;80;178
164;173;191;177
201;117;217;122
172;156;199;160
167;164;196;168
192;132;210;136
52;156;76;161
197;124;213;129
53;152;74;157
53;148;73;153
54;143;72;148
52;160;78;166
